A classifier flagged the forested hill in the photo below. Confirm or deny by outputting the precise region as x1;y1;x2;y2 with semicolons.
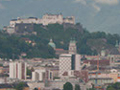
1;23;120;60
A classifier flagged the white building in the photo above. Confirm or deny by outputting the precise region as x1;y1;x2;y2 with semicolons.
10;17;42;27
42;14;63;25
4;14;75;34
59;54;81;77
9;61;27;80
9;14;75;28
3;26;15;34
32;69;46;81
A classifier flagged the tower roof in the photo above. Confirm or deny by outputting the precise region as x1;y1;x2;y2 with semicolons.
70;38;76;43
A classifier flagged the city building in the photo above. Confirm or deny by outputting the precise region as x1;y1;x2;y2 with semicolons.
59;54;81;77
9;61;27;80
32;68;46;81
89;77;113;85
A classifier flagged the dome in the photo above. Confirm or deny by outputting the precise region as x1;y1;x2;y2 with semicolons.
48;39;56;49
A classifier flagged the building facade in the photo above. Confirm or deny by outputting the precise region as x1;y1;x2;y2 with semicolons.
59;54;81;77
32;69;46;81
9;61;27;80
9;14;75;28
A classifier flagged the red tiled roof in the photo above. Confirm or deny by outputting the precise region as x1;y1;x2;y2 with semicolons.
83;60;110;65
55;48;64;51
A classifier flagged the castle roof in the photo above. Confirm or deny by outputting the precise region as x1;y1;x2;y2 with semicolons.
11;19;17;21
28;17;38;19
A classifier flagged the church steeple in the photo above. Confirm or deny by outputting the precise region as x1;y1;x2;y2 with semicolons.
118;41;120;53
101;47;106;57
115;40;119;48
69;38;77;54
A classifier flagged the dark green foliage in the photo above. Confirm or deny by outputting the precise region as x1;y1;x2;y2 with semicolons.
88;88;96;90
15;82;25;90
34;24;120;55
34;24;97;55
107;86;116;90
107;82;120;90
34;88;38;90
75;84;81;90
0;24;120;59
0;30;55;59
63;82;73;90
27;68;32;78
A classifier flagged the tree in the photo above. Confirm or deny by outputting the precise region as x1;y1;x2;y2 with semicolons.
75;84;81;90
88;88;96;90
112;82;120;89
106;82;120;90
15;82;25;90
63;82;73;90
107;86;116;90
27;68;32;78
34;88;38;90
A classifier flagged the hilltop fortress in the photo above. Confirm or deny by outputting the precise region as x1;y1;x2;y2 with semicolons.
4;14;75;34
10;14;75;27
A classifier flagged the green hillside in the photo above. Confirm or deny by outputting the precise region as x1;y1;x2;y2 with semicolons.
0;23;120;60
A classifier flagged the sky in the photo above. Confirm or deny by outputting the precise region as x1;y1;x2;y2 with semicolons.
0;0;120;34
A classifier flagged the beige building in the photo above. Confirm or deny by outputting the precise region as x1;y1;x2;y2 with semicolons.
9;14;75;28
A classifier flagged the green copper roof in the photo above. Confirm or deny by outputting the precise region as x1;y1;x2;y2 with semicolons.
48;39;56;49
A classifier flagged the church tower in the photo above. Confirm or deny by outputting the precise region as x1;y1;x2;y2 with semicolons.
101;47;106;57
69;38;77;54
115;40;119;49
119;42;120;53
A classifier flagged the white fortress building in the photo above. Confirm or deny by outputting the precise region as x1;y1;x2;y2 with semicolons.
9;61;27;80
9;14;75;27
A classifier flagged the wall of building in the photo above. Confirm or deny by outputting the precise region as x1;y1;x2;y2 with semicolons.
27;82;45;90
9;14;75;28
9;61;27;80
59;54;72;77
32;69;46;81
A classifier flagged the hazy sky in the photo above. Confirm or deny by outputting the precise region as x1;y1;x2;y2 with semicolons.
0;0;120;34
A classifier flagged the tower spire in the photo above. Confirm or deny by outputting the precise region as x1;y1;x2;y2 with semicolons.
69;38;77;54
115;40;119;48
